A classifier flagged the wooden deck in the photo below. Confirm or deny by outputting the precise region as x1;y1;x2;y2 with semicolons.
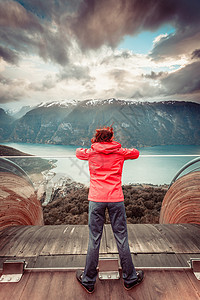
0;224;200;299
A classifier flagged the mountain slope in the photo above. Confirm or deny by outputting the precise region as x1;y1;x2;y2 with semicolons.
0;108;14;140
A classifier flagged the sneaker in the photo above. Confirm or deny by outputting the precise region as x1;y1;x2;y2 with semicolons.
76;270;95;294
124;270;144;291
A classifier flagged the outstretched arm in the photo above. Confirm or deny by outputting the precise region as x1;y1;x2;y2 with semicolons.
76;148;90;160
122;148;140;160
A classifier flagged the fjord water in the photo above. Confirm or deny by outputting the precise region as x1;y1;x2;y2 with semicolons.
1;142;200;185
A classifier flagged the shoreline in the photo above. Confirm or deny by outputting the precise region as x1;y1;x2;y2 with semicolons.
129;183;169;190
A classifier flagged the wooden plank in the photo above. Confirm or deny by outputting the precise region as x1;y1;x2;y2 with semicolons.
0;226;33;256
14;226;55;257
175;253;200;267
4;226;44;257
39;225;71;255
41;225;107;255
0;253;186;269
105;224;173;253
0;269;32;300
154;224;200;253
191;223;200;230
0;226;60;257
0;256;37;270
19;272;55;300
1;224;200;258
1;270;200;300
42;225;88;255
133;269;200;300
40;225;89;255
20;271;110;300
33;255;86;269
131;253;184;268
184;268;200;298
0;226;19;239
0;226;22;252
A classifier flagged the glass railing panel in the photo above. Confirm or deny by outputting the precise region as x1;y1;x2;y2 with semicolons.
1;154;200;196
0;154;199;225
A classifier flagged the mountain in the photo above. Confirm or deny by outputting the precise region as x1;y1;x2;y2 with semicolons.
60;99;200;147
0;108;14;140
1;99;200;147
12;106;35;119
9;101;77;144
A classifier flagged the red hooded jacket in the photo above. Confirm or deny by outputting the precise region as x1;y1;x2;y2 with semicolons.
76;141;139;202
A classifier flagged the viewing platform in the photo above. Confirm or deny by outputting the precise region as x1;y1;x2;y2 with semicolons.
0;223;200;299
0;155;200;299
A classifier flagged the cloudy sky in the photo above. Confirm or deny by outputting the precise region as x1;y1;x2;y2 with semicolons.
0;0;200;110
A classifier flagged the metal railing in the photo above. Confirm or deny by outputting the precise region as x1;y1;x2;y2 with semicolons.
168;157;200;189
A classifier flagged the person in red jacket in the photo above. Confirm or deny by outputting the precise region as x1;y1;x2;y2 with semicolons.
76;125;144;293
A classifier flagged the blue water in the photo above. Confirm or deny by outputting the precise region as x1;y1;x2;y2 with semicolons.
1;142;200;185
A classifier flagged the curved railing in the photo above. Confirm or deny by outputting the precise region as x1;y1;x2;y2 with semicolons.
168;157;200;189
0;157;44;230
0;157;34;187
160;157;200;224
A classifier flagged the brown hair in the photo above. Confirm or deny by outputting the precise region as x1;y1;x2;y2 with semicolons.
91;125;114;143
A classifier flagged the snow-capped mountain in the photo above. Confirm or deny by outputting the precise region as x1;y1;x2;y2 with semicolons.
36;99;79;108
0;99;200;147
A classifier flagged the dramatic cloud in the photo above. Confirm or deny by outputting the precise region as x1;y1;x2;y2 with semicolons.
108;69;130;82
70;0;173;49
150;29;200;61
161;62;200;95
0;74;13;86
0;46;19;64
58;65;93;82
28;75;56;92
0;0;42;31
0;0;200;107
2;0;200;65
149;0;200;61
71;0;200;52
0;0;70;65
0;74;27;103
142;71;167;80
192;49;200;60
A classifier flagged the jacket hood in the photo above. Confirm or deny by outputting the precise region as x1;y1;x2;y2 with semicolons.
91;141;121;154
